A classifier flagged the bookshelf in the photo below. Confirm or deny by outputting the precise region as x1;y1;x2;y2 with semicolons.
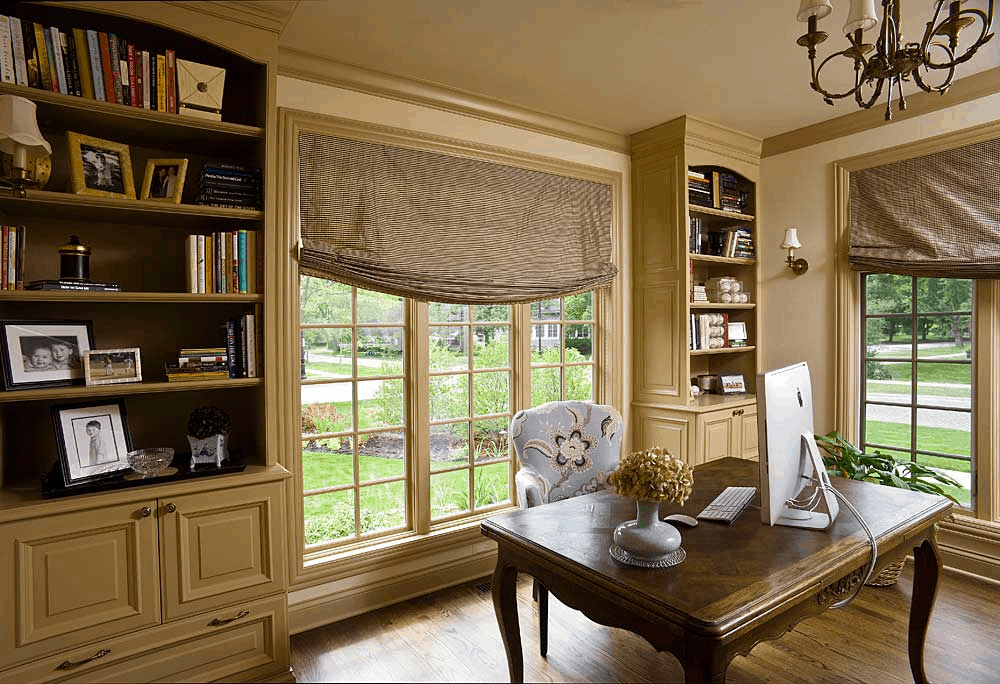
0;2;289;681
629;115;762;467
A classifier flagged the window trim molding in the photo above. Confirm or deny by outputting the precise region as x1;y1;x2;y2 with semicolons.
278;106;626;589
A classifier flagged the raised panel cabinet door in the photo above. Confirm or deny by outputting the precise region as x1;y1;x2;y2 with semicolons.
0;501;160;668
633;407;689;464
700;412;734;465
159;482;286;621
738;408;759;459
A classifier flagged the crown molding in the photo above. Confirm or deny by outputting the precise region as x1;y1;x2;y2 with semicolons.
277;46;630;154
166;0;294;33
762;66;1000;158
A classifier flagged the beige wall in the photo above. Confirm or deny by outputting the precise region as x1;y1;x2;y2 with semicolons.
759;93;1000;434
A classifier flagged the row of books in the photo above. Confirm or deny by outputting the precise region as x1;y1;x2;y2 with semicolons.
195;162;262;210
690;219;755;259
690;312;729;351
0;14;179;112
164;315;259;381
720;226;755;259
688;168;750;214
0;224;24;291
184;229;263;295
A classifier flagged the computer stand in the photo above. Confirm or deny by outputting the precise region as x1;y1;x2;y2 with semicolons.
772;431;840;530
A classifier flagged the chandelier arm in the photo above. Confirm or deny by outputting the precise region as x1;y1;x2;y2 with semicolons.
811;49;869;102
854;75;886;110
921;8;994;68
913;44;957;92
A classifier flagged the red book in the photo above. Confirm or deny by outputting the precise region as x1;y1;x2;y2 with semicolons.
98;32;115;102
126;43;138;106
165;48;176;113
1;226;9;290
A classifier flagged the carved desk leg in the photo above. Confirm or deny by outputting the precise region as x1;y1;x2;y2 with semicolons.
908;537;941;684
492;550;523;683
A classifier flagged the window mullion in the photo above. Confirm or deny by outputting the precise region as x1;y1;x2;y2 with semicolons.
409;299;431;534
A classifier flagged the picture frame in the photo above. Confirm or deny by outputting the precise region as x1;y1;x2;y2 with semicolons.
66;131;136;199
51;400;132;488
0;320;94;390
727;321;748;347
720;373;747;394
84;348;142;386
140;158;188;203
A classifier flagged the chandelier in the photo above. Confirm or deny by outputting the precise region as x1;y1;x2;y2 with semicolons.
796;0;995;120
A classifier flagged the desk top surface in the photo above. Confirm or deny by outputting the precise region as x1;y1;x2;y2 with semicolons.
481;457;953;635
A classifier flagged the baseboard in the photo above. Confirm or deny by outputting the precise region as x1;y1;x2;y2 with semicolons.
938;515;1000;584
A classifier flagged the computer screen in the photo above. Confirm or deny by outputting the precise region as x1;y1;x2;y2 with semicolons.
756;361;838;529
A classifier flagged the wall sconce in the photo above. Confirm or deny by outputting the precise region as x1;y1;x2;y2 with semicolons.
0;95;51;198
781;228;809;275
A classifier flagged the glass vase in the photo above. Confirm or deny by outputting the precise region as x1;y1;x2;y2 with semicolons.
613;499;682;559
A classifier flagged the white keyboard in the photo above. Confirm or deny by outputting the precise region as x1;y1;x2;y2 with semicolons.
696;486;757;524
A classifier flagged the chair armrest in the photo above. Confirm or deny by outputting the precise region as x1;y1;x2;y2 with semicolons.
515;468;550;509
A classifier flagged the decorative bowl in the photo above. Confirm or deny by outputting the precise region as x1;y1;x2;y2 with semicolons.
127;447;175;478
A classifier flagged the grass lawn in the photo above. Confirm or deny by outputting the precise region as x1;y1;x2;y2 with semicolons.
304;360;387;378
863;420;970;505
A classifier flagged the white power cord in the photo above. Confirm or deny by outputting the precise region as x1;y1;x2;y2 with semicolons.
824;484;878;609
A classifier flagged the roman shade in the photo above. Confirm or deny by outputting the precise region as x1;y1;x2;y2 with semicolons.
848;136;1000;277
297;131;617;303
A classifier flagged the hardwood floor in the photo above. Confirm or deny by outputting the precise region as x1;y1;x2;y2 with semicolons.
290;565;1000;683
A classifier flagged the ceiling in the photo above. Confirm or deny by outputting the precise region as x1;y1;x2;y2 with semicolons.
272;0;999;141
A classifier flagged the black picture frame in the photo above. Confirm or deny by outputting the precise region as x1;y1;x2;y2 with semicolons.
51;399;133;488
0;320;95;390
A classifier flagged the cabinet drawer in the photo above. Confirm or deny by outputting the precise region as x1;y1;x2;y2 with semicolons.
0;501;160;668
0;594;289;684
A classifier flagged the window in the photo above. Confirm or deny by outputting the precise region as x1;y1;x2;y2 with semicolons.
530;293;596;406
861;275;973;507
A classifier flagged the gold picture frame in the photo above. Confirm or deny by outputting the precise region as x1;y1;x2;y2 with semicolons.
140;158;189;203
65;131;135;199
83;348;142;386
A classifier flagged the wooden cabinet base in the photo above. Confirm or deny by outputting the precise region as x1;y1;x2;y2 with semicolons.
0;594;290;684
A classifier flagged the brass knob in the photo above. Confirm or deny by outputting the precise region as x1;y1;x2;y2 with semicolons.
140;507;152;517
165;503;176;513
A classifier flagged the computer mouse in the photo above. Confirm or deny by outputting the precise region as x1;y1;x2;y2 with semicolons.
663;513;698;528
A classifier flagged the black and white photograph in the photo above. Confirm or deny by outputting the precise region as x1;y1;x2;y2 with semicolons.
0;320;94;390
66;131;136;199
52;400;132;487
140;158;188;203
84;348;142;386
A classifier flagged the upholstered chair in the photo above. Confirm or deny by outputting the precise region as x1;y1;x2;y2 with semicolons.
509;400;624;656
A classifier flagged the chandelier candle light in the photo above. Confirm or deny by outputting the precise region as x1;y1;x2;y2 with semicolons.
796;0;995;120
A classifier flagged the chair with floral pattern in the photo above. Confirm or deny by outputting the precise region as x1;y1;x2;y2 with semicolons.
509;399;624;656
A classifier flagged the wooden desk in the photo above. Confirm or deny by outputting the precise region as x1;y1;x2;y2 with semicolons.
481;457;953;684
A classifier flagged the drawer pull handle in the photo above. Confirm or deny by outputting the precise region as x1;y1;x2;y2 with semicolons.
209;609;249;627
56;648;111;670
165;503;177;513
140;506;152;517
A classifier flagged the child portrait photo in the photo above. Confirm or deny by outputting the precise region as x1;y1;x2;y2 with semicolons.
0;320;94;390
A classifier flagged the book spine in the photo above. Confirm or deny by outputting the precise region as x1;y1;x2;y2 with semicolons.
255;230;263;294
32;23;51;91
148;51;158;109
239;316;248;378
41;25;58;91
165;48;176;113
0;16;15;85
98;32;114;102
126;42;138;106
1;226;8;290
22;21;39;89
6;225;15;291
49;27;66;94
231;231;239;293
141;50;150;108
178;354;227;364
62;30;81;96
9;17;26;86
185;234;196;294
205;234;213;294
246;230;256;295
71;28;93;98
155;53;165;112
118;36;129;106
197;234;206;294
245;312;256;378
225;319;239;378
213;231;222;293
238;229;247;294
107;32;122;103
15;223;25;290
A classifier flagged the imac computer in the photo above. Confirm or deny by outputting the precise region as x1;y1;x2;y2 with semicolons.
756;361;839;529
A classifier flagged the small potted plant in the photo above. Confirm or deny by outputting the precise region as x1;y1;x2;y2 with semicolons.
187;405;231;469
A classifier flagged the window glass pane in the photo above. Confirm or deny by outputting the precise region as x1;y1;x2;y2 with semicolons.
531;340;561;365
473;326;509;369
916;278;972;314
565;364;594;401
362;379;403;429
565;324;593;361
565;292;593;321
531;299;561;320
914;410;971;457
866;274;912;314
430;326;469;371
915;315;971;359
474;371;509;416
865;360;901;399
358;327;403;372
473;418;508;462
431;468;471;517
357;290;403;324
864;406;912;449
301;399;352;435
301;277;352;325
474;304;509;322
358;430;405;480
304;490;355;545
431;422;469;471
430;375;469;420
531;367;560;406
916;361;971;409
303;330;353;379
302;441;353;490
429;302;467;323
475;462;510;509
358;481;406;534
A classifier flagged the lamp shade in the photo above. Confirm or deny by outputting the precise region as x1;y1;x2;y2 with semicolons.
0;95;51;157
781;228;802;250
797;0;833;22
843;0;879;33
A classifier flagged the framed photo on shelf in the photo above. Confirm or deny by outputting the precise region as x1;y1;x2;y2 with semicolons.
0;320;94;390
66;131;136;199
720;374;747;394
51;400;132;488
140;158;188;203
84;348;142;386
727;321;748;347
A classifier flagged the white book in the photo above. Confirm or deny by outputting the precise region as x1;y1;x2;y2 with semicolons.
49;27;66;93
185;234;197;293
0;17;14;84
196;234;206;294
119;58;129;102
141;50;150;108
86;29;105;101
9;17;26;85
244;312;256;377
7;225;15;291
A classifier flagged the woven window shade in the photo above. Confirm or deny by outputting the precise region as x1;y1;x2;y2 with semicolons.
849;137;1000;277
297;131;617;304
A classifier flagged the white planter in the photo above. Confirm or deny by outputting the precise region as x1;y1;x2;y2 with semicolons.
187;433;228;469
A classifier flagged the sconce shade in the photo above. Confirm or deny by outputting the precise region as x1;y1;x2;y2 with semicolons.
843;0;879;34
781;228;802;250
0;95;51;158
797;0;833;21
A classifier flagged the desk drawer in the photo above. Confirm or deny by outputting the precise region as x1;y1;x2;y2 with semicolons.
0;594;289;683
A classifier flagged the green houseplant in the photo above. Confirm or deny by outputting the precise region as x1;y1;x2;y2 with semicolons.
813;430;962;586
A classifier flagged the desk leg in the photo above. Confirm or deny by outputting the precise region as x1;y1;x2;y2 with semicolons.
492;551;523;683
908;538;941;684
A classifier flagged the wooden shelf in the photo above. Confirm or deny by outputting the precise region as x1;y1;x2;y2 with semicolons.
690;302;755;310
689;253;755;265
0;290;262;304
0;377;262;404
690;346;756;356
689;204;754;221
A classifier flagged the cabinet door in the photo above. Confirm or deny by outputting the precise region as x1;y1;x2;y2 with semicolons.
737;407;759;459
700;412;733;465
0;501;160;668
159;481;286;621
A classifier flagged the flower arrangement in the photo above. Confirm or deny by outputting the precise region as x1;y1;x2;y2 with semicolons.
187;405;231;439
609;446;694;504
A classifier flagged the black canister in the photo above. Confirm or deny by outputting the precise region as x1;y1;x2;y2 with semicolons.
59;235;91;281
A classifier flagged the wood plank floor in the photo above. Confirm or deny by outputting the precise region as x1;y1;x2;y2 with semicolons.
289;565;1000;683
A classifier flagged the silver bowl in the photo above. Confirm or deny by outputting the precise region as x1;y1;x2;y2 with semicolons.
127;447;175;478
